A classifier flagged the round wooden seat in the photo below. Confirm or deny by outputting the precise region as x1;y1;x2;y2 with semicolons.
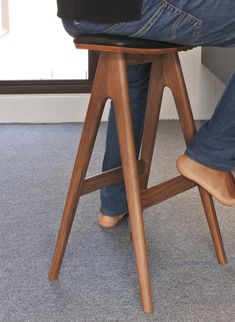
74;34;193;54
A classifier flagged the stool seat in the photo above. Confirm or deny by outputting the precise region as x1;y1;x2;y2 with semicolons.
74;34;192;54
74;33;182;48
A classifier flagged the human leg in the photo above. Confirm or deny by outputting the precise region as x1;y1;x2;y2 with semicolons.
117;0;235;205
176;155;235;206
185;71;235;172
64;0;235;166
177;71;235;206
62;0;235;208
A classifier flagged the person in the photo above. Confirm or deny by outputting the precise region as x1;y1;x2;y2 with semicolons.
57;0;235;228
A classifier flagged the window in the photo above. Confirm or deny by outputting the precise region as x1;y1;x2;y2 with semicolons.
0;0;9;38
0;0;98;94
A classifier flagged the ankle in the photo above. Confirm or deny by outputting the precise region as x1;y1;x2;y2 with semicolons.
98;212;127;228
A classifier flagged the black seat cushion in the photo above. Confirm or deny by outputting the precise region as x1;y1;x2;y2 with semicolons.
74;34;182;49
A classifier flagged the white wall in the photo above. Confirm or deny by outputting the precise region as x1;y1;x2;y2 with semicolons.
0;47;225;122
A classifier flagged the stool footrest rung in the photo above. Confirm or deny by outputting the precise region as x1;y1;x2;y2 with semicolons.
81;160;146;196
141;175;196;209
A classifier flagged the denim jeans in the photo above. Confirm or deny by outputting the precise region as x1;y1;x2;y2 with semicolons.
62;0;235;216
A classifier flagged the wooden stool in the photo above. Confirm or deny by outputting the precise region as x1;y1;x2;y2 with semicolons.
48;34;227;313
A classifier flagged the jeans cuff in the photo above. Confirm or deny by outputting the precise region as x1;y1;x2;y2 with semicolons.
185;149;233;172
100;206;128;217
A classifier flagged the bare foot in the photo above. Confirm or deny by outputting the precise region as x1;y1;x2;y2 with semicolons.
98;212;128;228
176;155;235;206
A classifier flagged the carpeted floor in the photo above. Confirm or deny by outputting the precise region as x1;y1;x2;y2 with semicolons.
0;121;235;322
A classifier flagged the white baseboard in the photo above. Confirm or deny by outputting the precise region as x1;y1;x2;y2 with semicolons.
0;87;219;123
0;92;181;123
0;93;109;123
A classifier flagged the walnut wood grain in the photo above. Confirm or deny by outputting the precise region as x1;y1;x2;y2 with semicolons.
75;42;192;55
107;52;153;313
141;175;196;209
81;160;145;196
48;53;109;281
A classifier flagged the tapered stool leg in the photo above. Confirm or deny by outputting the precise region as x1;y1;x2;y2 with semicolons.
127;61;165;242
108;52;153;313
165;53;227;264
139;60;165;190
49;54;109;280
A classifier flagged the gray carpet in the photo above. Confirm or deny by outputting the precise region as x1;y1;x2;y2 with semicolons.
0;121;235;322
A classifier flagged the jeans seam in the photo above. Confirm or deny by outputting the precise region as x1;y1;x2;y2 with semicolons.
165;1;201;25
165;1;202;41
193;20;202;41
74;20;123;34
130;0;167;38
100;206;128;217
172;12;184;40
104;23;124;33
130;0;202;41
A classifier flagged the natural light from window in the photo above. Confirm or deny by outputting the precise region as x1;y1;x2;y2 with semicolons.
0;0;88;80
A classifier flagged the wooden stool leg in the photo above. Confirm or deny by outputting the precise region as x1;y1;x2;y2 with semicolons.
108;52;153;313
127;60;165;242
48;54;108;280
164;53;227;264
139;59;165;190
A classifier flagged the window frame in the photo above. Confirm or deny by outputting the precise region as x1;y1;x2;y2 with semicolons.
0;51;99;94
0;0;9;38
